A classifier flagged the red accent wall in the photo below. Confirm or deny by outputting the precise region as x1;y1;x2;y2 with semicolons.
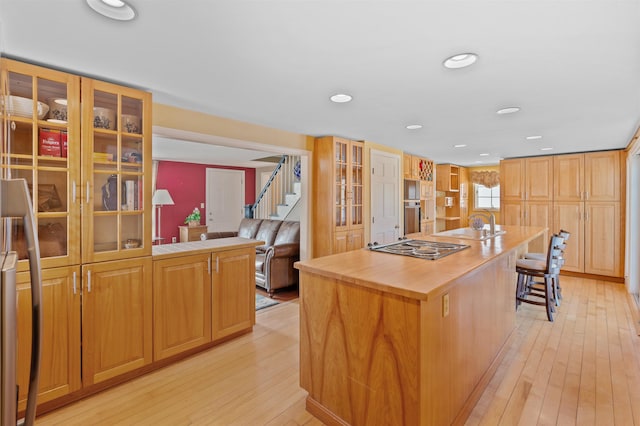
155;161;256;243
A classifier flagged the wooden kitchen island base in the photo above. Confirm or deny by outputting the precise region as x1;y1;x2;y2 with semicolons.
296;226;544;425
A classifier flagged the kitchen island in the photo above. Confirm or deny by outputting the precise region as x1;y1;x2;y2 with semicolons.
295;226;545;426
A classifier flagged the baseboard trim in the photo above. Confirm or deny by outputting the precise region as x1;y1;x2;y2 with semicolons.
306;396;349;426
561;270;624;283
627;292;640;336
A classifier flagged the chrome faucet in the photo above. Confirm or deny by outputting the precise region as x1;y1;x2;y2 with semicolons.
469;210;496;235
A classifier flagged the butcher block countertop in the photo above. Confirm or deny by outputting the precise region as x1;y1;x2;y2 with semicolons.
295;225;545;301
152;237;263;260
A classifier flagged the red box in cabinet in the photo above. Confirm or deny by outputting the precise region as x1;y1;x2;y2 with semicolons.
39;129;61;157
61;131;68;158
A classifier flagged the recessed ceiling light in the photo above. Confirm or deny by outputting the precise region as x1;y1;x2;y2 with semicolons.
541;147;553;151
496;107;520;115
86;0;136;20
526;135;542;140
443;53;478;69
330;93;352;103
454;144;467;148
475;160;483;163
406;124;423;130
479;153;490;156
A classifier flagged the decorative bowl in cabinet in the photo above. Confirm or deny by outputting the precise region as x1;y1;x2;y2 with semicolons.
5;95;49;119
47;98;68;123
121;114;141;133
124;239;141;249
93;107;116;130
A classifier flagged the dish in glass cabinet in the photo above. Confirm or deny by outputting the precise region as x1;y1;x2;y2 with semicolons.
47;98;68;123
121;114;141;133
93;107;116;130
124;239;141;249
5;95;49;119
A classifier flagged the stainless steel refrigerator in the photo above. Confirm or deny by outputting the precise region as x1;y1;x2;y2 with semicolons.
1;179;42;426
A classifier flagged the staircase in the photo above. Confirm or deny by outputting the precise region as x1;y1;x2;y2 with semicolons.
250;155;302;220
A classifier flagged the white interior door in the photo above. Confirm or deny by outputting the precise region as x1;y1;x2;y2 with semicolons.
206;169;245;232
371;150;400;244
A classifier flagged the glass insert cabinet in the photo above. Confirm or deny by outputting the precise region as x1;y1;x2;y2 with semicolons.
1;58;152;269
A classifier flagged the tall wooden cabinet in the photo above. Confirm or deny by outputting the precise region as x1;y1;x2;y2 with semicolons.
553;151;623;276
403;153;436;234
501;151;624;278
313;136;365;257
1;59;153;405
500;156;554;247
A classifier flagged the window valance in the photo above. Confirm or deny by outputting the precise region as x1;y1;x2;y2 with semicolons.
470;170;500;188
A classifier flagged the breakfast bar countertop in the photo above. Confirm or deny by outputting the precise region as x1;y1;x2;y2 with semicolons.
152;237;263;260
295;225;545;301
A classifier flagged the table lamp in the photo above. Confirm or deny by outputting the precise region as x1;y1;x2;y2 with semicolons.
152;189;174;244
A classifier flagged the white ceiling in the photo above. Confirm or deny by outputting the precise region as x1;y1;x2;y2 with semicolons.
2;0;640;167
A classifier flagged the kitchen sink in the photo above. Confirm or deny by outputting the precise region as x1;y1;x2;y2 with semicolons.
432;227;507;241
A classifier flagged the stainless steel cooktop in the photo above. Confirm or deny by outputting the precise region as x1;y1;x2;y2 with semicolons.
367;239;470;260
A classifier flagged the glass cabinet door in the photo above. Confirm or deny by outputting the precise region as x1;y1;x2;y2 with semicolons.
1;59;81;270
350;142;363;227
334;139;348;229
81;78;151;263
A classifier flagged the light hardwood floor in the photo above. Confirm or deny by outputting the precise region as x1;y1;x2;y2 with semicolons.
37;277;640;425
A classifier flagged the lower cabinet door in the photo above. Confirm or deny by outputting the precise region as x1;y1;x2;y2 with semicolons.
212;248;255;341
153;254;211;360
16;266;81;410
82;257;152;385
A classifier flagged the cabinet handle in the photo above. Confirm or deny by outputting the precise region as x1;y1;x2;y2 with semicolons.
73;271;77;295
72;181;77;204
208;257;211;274
585;191;589;200
86;181;90;204
87;270;92;293
585;211;589;221
215;256;219;273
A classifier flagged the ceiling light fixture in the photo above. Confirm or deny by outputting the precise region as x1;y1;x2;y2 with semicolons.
86;0;136;21
541;147;553;151
496;107;520;115
406;124;423;130
443;53;478;69
526;135;542;140
479;153;490;156
330;93;352;103
454;144;467;148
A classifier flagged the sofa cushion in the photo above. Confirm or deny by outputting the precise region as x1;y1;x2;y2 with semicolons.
255;253;266;274
274;221;300;245
254;220;283;248
237;218;263;239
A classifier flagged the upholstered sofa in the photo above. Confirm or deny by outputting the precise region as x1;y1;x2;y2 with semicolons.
205;218;300;296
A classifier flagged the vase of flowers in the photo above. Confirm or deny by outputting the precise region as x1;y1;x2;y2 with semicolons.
184;207;201;227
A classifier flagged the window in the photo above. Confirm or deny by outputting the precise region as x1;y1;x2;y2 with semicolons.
474;184;500;210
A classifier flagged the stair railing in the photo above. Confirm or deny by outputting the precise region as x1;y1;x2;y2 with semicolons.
250;154;300;219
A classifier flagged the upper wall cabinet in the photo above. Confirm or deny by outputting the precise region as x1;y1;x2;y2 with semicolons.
436;164;459;192
81;78;152;263
500;156;553;202
1;59;82;271
1;59;153;266
554;151;621;202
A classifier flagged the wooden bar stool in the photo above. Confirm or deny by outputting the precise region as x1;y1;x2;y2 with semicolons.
515;234;564;321
522;229;570;305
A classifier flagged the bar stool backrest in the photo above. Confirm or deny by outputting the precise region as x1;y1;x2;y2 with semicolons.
546;234;564;275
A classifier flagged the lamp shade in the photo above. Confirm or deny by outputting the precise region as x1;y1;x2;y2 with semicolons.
152;189;175;206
